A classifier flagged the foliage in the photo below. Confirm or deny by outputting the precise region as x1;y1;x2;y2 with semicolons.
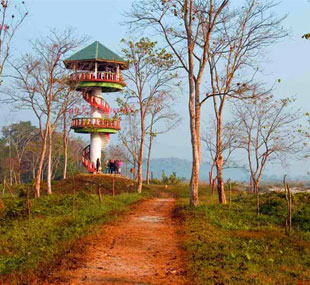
119;37;178;192
302;33;310;39
0;121;85;184
161;170;181;185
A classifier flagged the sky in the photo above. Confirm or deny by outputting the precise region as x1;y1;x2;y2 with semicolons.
1;0;310;177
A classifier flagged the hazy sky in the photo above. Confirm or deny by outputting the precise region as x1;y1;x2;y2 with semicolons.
1;0;310;177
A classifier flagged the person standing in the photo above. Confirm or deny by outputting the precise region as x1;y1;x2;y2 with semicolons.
114;160;120;174
96;158;101;173
104;160;109;174
118;160;123;175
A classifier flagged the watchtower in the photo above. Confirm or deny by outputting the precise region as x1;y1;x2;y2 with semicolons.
64;41;128;172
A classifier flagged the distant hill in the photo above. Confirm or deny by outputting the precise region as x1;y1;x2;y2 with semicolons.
143;157;248;182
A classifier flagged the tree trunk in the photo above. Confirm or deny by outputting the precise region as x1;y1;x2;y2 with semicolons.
188;43;200;206
146;134;154;185
189;90;200;206
137;110;145;193
35;123;49;198
253;179;261;215
209;167;213;185
63;111;69;180
47;126;53;195
216;117;227;204
212;177;216;196
63;138;68;180
250;175;254;192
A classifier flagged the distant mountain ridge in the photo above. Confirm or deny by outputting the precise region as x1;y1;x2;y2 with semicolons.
142;157;308;182
143;157;248;182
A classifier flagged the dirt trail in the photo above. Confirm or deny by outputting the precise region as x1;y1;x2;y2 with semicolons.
47;193;187;284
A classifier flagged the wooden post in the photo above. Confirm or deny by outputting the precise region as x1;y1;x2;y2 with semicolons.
228;179;232;208
97;185;102;203
72;174;76;213
26;186;31;217
283;175;292;235
112;176;115;197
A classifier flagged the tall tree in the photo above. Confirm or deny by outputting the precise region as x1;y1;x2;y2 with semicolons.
121;37;177;193
128;0;229;205
7;28;86;197
61;87;82;179
202;118;241;185
204;0;286;204
233;97;301;213
118;105;140;175
2;121;37;184
145;91;181;184
0;0;28;85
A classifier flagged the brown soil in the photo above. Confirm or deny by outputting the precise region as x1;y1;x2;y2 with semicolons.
44;193;187;285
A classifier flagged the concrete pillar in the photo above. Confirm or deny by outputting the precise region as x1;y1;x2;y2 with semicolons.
90;133;102;164
90;87;103;165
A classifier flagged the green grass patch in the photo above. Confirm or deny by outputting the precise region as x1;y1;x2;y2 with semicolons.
0;175;156;283
172;185;310;284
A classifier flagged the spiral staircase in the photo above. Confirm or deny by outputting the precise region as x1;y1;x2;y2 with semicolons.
64;41;128;173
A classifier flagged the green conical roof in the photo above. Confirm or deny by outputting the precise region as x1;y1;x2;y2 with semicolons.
66;41;125;62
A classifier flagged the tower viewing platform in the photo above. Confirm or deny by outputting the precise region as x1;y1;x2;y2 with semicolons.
64;41;128;173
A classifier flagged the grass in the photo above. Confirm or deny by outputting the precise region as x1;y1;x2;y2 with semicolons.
171;185;310;285
0;174;156;283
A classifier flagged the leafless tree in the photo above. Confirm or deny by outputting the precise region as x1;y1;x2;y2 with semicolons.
203;0;287;204
118;106;140;177
0;0;28;85
128;0;287;206
145;91;181;184
121;38;177;193
6;28;86;197
128;0;235;205
233;97;301;214
60;89;82;179
202;118;241;184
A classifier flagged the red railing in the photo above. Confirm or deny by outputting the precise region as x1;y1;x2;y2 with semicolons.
71;117;121;130
83;91;110;113
70;71;126;86
82;145;96;173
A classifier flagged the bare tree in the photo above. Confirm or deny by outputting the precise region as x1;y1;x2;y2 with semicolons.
0;0;28;85
61;89;82;179
203;0;287;204
121;37;177;193
128;0;231;205
233;97;301;214
145;91;181;184
202;118;241;184
128;0;288;206
7;28;86;197
118;105;140;177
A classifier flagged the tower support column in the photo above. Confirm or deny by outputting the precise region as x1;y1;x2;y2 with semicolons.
90;87;103;166
90;133;102;165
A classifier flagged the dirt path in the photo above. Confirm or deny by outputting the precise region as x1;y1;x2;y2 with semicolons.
47;194;187;284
